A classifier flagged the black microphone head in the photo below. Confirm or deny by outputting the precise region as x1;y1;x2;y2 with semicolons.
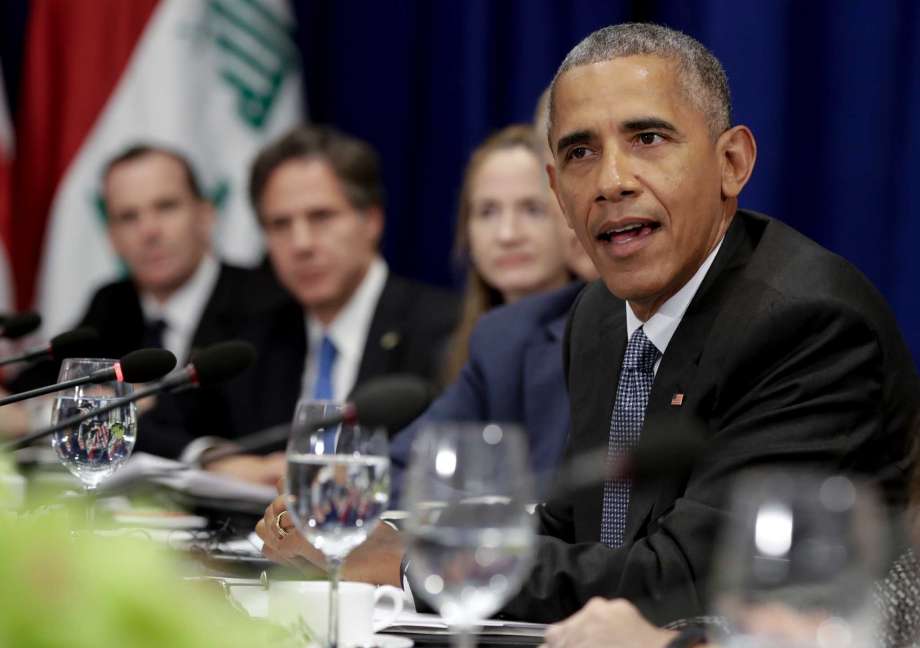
190;340;256;387
48;327;101;360
351;374;434;431
0;312;41;339
118;348;177;383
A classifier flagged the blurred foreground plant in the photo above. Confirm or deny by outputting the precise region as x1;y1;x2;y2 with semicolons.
0;457;277;648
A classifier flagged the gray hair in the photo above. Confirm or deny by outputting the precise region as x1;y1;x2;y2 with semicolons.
548;23;731;141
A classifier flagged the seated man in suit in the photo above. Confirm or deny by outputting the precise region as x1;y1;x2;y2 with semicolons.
11;144;285;480
255;23;919;624
164;126;458;477
82;144;284;366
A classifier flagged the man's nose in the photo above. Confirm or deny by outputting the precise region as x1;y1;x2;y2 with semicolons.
595;148;639;204
139;213;163;240
290;218;314;252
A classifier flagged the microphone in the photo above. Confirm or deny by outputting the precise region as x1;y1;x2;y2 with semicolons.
202;374;434;462
325;374;434;430
157;340;257;392
0;327;100;368
0;348;177;407
2;340;256;452
0;312;41;340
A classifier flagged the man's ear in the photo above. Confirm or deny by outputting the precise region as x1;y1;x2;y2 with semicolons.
364;205;385;245
197;200;217;241
547;163;574;230
718;125;757;200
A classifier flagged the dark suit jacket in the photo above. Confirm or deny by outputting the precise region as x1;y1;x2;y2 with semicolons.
499;210;920;625
77;263;281;363
144;273;459;457
389;281;583;505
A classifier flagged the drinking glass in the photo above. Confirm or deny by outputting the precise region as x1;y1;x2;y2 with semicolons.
403;423;536;648
711;469;886;648
284;400;390;648
50;358;137;506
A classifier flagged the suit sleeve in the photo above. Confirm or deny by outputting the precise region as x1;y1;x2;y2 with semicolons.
389;329;490;506
500;297;893;625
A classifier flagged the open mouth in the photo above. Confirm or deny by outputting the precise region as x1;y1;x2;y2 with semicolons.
596;221;661;245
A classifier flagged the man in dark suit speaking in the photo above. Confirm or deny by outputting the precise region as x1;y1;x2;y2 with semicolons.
256;23;919;623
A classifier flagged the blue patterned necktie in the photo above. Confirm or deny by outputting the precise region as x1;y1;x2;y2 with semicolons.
312;335;338;451
600;326;660;547
312;335;338;401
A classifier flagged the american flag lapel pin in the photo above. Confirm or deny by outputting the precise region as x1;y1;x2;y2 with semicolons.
670;393;685;407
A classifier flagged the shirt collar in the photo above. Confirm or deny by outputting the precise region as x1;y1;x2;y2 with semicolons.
306;257;388;363
140;254;220;336
625;237;724;355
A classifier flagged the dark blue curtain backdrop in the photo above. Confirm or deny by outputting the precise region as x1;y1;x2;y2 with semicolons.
292;0;920;366
2;1;917;364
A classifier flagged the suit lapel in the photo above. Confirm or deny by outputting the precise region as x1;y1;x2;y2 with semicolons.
624;216;754;542
188;264;232;359
572;301;627;541
354;274;405;389
259;300;306;428
522;312;567;439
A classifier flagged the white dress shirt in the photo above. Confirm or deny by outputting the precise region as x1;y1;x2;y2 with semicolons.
624;237;724;373
301;257;388;401
139;254;220;363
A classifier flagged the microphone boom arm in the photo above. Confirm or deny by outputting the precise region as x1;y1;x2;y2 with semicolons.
2;374;186;452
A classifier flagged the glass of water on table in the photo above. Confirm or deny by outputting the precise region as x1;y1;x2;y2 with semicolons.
284;399;390;648
402;422;537;648
50;357;138;523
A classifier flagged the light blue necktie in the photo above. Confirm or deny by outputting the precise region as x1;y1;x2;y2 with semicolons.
600;326;660;547
313;335;338;451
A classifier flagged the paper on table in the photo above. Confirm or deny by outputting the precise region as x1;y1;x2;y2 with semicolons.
376;609;546;639
100;452;276;504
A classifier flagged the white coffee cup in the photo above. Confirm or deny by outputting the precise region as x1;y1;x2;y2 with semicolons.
269;580;404;647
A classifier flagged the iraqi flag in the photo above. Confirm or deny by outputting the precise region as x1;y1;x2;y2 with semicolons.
11;0;303;336
0;61;15;314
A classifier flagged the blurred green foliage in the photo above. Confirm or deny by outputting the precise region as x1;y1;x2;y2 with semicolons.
0;458;280;648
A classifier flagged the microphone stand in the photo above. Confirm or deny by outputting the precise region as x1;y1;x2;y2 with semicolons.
0;372;116;407
200;411;350;464
2;375;186;452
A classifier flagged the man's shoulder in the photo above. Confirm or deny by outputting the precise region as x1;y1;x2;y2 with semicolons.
211;261;290;312
382;273;458;308
478;281;584;336
378;273;460;331
85;277;139;312
736;210;894;320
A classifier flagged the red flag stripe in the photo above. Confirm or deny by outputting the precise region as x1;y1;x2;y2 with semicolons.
10;0;158;310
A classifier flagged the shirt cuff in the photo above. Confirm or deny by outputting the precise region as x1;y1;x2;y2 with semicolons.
180;436;231;466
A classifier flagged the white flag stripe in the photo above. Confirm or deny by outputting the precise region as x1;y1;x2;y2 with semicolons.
0;59;16;311
0;64;13;156
36;0;303;336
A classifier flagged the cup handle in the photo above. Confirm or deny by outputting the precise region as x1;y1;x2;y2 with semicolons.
372;585;405;632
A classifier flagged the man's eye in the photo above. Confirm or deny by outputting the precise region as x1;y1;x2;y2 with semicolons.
636;132;663;146
266;218;290;232
567;146;590;161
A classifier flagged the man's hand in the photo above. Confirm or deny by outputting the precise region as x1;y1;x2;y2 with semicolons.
541;598;677;648
255;494;404;587
0;388;29;439
255;493;319;569
205;452;285;486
